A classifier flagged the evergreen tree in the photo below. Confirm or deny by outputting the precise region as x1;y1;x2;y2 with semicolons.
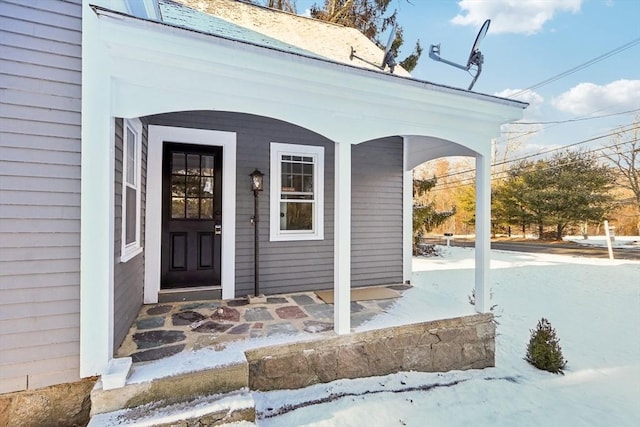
309;0;422;72
413;176;455;252
492;179;533;236
256;0;423;71
525;318;567;374
500;151;614;239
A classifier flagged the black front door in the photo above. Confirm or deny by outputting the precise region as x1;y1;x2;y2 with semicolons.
161;143;222;289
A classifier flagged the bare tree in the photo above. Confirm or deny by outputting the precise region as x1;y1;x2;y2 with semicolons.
310;0;422;72
264;0;297;13
258;0;422;71
603;115;640;217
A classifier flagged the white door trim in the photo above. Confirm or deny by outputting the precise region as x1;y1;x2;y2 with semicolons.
146;126;237;302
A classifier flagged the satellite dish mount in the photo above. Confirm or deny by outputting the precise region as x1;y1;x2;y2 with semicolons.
350;23;398;73
428;19;490;90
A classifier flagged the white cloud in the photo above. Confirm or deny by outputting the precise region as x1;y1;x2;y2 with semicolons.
552;79;640;115
495;88;543;106
495;88;544;119
451;0;583;35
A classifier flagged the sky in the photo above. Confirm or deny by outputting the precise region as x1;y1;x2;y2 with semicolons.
296;0;640;156
90;243;640;426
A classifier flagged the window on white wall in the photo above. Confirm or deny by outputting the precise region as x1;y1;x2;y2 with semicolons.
121;118;143;262
270;143;324;241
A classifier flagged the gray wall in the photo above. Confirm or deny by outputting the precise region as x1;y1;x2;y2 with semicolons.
352;138;404;286
113;119;147;352
0;0;82;393
147;111;335;296
146;111;403;297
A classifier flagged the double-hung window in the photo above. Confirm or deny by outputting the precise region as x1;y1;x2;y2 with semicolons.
121;118;143;262
270;143;324;241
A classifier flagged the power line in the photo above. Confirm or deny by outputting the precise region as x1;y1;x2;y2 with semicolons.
429;137;639;192
499;107;640;146
515;108;640;125
428;122;639;182
510;37;640;98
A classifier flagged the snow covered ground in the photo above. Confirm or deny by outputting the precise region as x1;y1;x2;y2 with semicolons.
564;235;640;249
230;245;640;426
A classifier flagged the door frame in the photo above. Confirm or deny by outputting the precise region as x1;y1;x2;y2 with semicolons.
146;125;237;302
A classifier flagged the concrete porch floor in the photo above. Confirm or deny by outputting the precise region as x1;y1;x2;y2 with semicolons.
116;285;412;364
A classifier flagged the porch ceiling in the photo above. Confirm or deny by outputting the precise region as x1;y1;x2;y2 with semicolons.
404;136;478;171
91;5;526;155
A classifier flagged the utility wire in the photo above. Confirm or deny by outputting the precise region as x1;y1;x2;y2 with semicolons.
515;108;640;125
429;137;639;191
499;107;639;146
428;122;639;182
510;37;640;98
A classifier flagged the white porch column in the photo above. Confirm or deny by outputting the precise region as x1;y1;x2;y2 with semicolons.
474;153;491;313
402;139;413;283
80;4;114;377
334;141;351;334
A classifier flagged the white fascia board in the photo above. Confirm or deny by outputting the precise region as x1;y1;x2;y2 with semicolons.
92;8;525;149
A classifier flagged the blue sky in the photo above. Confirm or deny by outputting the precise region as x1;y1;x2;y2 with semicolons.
296;0;640;153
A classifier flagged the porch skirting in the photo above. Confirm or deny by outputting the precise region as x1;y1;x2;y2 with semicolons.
246;313;495;391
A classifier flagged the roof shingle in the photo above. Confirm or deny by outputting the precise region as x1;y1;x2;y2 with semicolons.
163;0;410;76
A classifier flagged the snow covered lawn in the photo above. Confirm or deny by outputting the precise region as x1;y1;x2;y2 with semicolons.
238;247;640;426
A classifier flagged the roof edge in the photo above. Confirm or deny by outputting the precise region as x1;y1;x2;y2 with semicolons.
89;4;528;110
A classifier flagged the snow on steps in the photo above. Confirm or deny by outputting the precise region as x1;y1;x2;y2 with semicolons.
89;360;251;426
88;390;255;426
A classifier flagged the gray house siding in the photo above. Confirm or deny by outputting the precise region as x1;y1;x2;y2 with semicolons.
113;119;147;352
146;111;335;296
352;138;404;286
146;112;403;296
0;0;82;393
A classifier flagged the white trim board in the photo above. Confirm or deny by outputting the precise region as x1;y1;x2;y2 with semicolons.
146;126;237;302
269;142;325;242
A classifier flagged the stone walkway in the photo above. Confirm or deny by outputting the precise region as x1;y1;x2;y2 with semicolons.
117;285;412;363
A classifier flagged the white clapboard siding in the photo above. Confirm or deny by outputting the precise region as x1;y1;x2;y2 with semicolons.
0;0;82;393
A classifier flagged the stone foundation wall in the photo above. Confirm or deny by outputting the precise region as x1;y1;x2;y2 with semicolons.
245;313;495;391
0;377;96;427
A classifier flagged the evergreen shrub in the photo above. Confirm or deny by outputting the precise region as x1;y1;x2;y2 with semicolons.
525;317;567;374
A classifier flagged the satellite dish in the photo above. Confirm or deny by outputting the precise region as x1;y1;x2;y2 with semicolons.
428;19;491;90
349;23;398;73
381;24;397;73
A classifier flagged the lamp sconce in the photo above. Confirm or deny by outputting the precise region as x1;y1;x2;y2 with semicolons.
250;169;264;193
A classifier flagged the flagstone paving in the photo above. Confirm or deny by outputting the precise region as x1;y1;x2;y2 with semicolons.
116;287;409;364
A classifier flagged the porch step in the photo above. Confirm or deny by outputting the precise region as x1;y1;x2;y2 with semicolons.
158;286;222;303
88;390;255;426
90;360;249;418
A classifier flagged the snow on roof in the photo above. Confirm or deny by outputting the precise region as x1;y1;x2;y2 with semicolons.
159;0;317;57
167;0;410;77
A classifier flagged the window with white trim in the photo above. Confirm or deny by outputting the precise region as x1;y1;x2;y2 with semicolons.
270;143;324;241
121;118;143;262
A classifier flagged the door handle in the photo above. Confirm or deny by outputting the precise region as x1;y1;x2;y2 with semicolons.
214;225;222;235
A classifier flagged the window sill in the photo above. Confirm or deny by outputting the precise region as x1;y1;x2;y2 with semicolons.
120;246;143;263
270;233;324;242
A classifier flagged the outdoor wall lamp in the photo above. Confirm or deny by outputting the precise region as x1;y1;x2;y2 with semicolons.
250;169;264;193
250;169;264;298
